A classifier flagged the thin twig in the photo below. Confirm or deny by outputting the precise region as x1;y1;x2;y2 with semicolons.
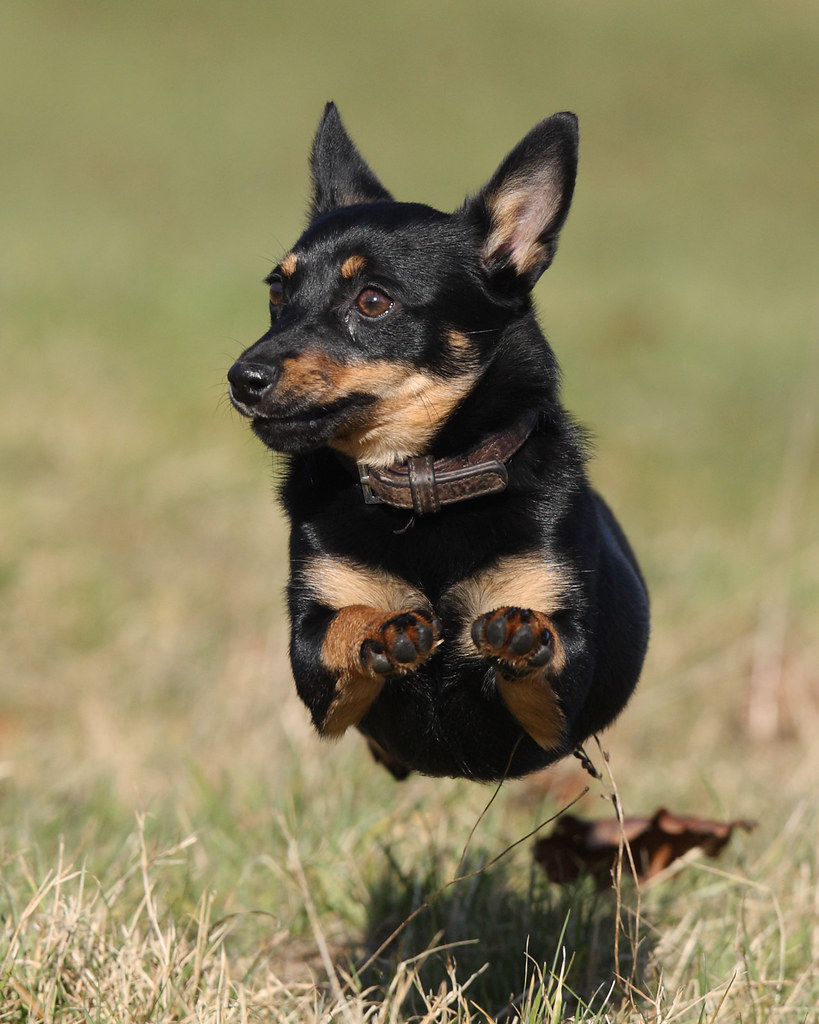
455;735;523;878
594;737;642;1001
349;784;589;988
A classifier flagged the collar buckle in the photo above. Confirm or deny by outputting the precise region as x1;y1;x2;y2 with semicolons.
356;462;383;505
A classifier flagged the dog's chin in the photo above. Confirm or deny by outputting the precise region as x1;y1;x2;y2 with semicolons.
249;396;374;454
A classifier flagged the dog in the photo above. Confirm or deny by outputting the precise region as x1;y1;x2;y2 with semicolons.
227;103;649;781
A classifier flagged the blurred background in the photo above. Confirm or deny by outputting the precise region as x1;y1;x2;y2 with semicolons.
1;0;817;907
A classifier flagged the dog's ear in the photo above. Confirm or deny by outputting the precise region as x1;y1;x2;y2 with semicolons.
309;102;392;221
463;112;578;290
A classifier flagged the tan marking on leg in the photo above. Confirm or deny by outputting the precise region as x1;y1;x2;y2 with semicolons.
280;251;298;276
496;669;565;749
442;554;575;656
471;606;566;675
321;605;440;736
321;605;390;736
340;253;367;278
365;737;411;779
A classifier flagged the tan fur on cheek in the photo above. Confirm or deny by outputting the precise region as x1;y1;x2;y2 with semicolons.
273;325;482;463
276;351;346;403
329;366;481;467
275;353;407;407
445;328;475;359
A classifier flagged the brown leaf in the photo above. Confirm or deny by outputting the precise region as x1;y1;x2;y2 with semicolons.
534;808;757;885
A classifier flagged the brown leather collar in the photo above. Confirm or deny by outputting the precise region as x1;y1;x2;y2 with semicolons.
354;410;539;514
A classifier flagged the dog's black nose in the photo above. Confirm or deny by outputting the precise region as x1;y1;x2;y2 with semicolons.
227;361;276;408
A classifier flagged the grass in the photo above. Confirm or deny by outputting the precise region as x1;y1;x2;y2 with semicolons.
3;777;817;1020
1;0;818;1020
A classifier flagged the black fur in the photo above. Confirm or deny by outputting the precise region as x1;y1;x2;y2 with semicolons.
228;103;649;781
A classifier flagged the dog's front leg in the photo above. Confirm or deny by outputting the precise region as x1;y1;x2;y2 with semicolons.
444;555;574;750
470;606;566;749
319;605;440;735
290;555;439;737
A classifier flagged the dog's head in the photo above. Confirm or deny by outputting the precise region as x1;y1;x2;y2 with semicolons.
228;103;578;467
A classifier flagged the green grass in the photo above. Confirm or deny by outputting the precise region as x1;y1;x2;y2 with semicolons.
1;0;818;1020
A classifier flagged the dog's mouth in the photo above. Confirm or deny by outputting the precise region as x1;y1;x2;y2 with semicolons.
248;394;376;453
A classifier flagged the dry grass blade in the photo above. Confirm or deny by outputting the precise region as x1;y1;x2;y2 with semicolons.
280;814;357;1024
0;830;285;1022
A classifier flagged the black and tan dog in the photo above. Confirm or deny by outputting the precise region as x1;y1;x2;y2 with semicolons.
228;104;649;781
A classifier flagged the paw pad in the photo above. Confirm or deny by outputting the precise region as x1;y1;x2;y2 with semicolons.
471;607;553;671
361;610;440;677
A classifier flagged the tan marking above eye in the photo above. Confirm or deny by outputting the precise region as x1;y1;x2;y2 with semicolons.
340;254;367;279
280;252;298;276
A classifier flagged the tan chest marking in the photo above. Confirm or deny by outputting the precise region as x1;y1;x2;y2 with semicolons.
302;555;427;614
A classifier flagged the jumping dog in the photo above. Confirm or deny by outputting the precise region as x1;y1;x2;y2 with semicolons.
227;104;649;781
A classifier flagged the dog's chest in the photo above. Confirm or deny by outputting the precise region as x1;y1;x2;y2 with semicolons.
330;500;532;599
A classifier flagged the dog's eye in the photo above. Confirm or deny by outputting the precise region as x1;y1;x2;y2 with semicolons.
355;287;393;318
269;279;285;307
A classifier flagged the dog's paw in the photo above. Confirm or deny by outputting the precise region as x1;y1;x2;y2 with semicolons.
361;610;441;677
470;607;554;674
